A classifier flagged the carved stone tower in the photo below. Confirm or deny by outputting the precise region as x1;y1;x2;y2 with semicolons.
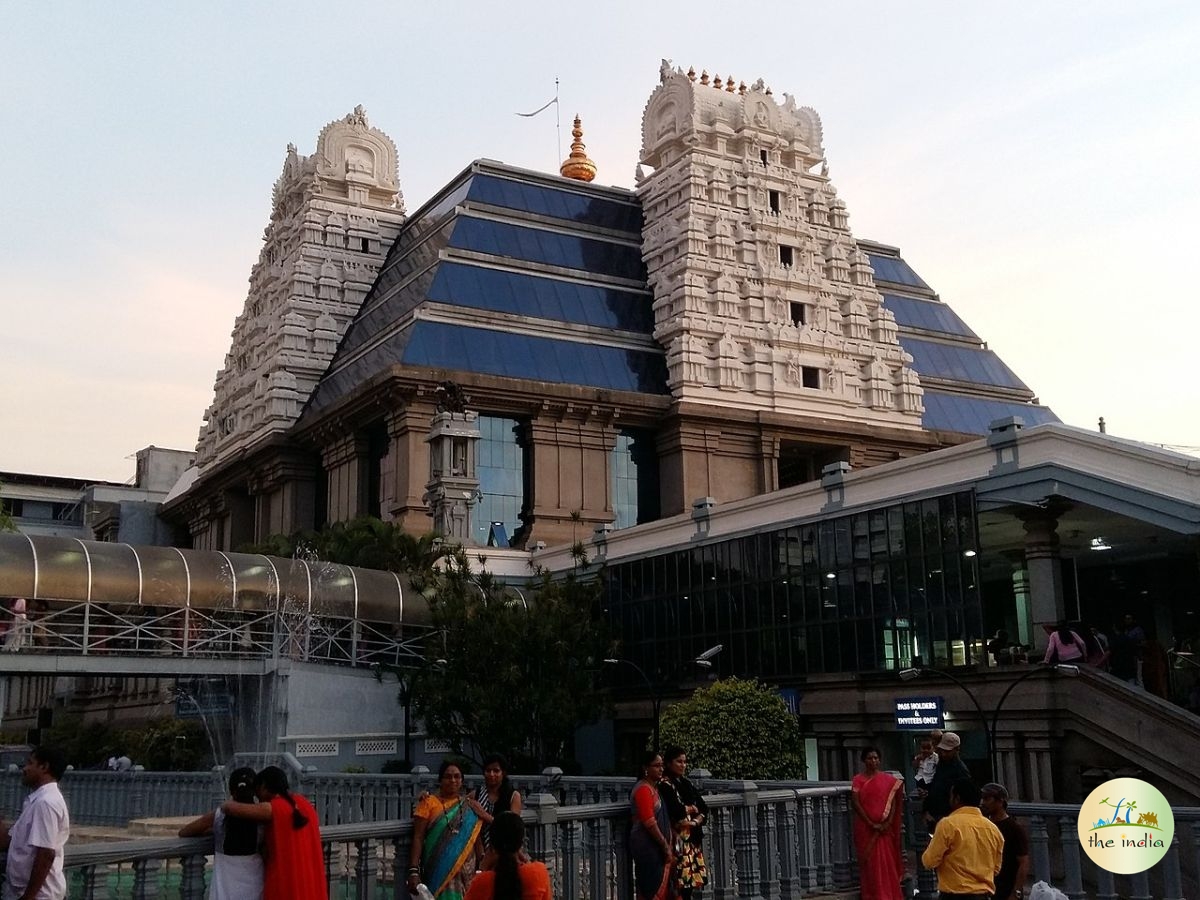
637;65;924;428
195;107;407;471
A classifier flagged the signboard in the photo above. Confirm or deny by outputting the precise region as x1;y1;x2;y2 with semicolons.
894;696;944;730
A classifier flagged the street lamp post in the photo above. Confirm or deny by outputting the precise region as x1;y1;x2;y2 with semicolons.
604;657;663;751
900;664;1081;782
604;646;723;752
989;663;1079;781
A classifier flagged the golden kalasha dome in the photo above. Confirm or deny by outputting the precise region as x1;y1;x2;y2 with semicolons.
559;115;597;182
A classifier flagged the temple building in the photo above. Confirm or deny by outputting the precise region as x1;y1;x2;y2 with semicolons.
164;67;1054;551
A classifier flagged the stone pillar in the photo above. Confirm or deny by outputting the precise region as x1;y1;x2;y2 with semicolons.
522;414;615;548
1021;513;1066;655
320;433;370;523
384;402;436;530
1008;553;1033;648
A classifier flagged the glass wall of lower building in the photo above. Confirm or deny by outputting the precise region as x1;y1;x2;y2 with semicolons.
604;490;983;683
472;415;528;547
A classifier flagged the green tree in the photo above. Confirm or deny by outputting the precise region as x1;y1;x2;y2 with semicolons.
0;481;16;533
241;516;441;574
411;552;609;771
658;678;804;780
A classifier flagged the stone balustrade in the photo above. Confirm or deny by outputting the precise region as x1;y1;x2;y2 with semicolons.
62;784;856;900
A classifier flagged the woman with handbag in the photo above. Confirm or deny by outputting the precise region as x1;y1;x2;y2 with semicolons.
659;746;709;900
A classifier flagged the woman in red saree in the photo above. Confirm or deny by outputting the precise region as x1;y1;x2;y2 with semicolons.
850;747;903;900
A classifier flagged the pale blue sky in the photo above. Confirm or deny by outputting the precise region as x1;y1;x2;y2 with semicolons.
3;1;1198;481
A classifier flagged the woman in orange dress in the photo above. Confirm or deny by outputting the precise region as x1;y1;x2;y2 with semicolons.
850;747;903;900
464;811;550;900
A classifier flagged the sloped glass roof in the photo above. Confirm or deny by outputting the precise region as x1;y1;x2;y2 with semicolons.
401;321;668;393
447;216;646;281
867;254;930;290
427;262;653;333
466;174;643;232
900;337;1029;390
882;293;979;340
921;390;1059;435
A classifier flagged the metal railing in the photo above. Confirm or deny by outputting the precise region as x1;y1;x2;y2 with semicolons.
0;601;427;668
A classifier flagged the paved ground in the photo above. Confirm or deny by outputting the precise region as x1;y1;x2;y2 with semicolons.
73;817;195;843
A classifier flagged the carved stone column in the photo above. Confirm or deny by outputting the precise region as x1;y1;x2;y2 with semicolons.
383;401;437;530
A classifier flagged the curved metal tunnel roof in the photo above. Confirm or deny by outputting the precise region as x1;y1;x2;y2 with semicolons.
0;533;427;625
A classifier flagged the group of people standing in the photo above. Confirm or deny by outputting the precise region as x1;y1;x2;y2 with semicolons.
851;731;1029;900
405;755;549;900
179;765;325;900
630;748;709;900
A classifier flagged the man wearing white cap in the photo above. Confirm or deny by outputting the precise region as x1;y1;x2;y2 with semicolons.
923;732;971;826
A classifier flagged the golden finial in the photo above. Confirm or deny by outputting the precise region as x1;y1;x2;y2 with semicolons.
687;66;696;81
700;70;709;85
726;77;736;93
560;115;597;182
713;74;722;89
738;81;747;95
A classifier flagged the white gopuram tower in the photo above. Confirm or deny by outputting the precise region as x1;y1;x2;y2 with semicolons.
195;107;407;471
637;64;924;427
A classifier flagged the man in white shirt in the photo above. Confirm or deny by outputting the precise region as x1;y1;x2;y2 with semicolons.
0;746;70;900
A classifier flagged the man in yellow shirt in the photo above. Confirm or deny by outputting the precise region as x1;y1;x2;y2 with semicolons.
920;778;1003;899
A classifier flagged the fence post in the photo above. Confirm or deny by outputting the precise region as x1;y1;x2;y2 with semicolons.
729;781;764;900
830;789;853;889
524;791;559;864
756;794;780;900
1162;834;1185;900
131;857;161;899
180;853;207;900
1028;815;1051;884
814;793;834;891
709;802;737;900
776;793;801;900
129;766;148;827
1057;814;1086;900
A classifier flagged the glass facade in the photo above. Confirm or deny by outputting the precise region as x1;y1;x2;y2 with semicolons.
604;491;984;684
472;416;527;547
610;429;661;530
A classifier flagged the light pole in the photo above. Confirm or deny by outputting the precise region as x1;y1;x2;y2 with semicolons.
900;664;1081;781
604;657;662;751
989;663;1079;781
900;666;994;780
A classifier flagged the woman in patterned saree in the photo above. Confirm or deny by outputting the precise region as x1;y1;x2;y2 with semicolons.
408;761;483;900
850;747;904;900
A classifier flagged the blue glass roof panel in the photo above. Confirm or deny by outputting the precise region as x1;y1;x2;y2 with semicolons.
427;262;653;333
448;217;646;281
901;337;1028;390
882;294;979;340
867;254;930;290
466;175;643;233
921;391;1059;435
401;321;668;394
